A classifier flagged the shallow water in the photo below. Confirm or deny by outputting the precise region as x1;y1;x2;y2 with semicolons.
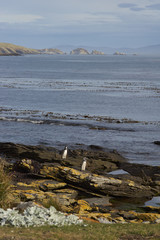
0;54;160;165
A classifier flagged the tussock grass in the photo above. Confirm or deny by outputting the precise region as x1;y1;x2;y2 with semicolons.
0;162;12;209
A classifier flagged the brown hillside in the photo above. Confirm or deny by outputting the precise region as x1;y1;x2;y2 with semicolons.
0;42;39;56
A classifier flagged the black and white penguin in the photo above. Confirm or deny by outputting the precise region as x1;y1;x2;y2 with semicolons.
81;157;87;171
62;146;68;159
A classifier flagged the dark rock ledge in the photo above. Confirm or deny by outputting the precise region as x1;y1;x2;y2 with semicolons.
1;142;160;224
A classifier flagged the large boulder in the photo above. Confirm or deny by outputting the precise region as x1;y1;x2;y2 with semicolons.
39;165;155;199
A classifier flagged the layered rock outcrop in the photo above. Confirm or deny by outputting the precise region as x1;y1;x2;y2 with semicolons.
1;142;160;224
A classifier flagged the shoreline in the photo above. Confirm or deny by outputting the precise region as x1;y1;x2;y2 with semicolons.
0;106;159;167
1;142;160;203
0;141;160;225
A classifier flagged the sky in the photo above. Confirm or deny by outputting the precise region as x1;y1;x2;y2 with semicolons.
0;0;160;49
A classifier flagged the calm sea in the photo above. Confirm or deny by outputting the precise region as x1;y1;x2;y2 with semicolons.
0;54;160;166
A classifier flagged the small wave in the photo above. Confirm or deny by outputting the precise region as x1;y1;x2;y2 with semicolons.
17;119;43;124
0;117;13;121
1;107;160;127
0;117;44;124
0;116;137;132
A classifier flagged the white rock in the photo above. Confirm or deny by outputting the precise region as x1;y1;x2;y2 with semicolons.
0;206;83;227
98;218;114;224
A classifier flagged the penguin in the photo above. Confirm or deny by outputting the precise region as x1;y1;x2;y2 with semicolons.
62;146;68;159
81;157;87;171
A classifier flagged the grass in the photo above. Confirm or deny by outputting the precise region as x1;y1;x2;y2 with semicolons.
0;223;159;240
0;162;159;240
0;163;13;209
0;42;39;54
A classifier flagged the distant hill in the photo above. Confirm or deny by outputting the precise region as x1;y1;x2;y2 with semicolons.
70;48;105;55
56;44;160;55
135;44;160;55
0;42;39;56
39;48;65;55
91;50;104;55
70;48;90;55
1;42;160;56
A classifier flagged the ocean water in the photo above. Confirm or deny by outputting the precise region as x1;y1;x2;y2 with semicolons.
0;54;160;166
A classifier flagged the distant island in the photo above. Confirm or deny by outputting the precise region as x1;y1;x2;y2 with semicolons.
70;48;105;55
91;50;105;55
39;48;65;55
0;43;105;56
1;42;160;56
0;42;39;56
113;51;126;56
70;48;89;55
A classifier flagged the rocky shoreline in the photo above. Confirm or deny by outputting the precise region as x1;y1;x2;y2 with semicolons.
0;142;160;224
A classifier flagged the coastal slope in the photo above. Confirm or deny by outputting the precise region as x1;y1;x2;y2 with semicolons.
0;42;39;56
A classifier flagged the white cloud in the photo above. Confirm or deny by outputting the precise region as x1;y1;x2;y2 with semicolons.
55;12;121;26
0;14;43;24
0;0;160;47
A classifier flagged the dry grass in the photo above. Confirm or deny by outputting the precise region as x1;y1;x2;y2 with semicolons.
0;42;39;55
0;223;160;240
0;163;13;209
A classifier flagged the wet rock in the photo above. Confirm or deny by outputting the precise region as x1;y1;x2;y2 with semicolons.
141;206;160;214
0;142;128;175
107;172;144;185
88;145;104;151
119;162;160;182
0;142;61;163
63;148;126;174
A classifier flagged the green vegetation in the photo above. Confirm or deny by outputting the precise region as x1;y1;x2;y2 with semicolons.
0;163;13;209
0;222;160;240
